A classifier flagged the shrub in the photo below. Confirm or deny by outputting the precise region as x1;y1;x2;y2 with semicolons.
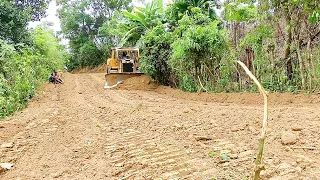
0;28;65;118
140;24;174;86
170;8;228;91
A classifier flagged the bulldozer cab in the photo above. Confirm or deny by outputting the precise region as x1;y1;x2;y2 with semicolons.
105;47;144;89
107;48;140;73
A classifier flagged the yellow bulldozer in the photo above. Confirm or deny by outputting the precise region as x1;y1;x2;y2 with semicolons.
105;47;143;88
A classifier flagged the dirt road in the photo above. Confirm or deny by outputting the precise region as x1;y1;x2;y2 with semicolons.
1;73;320;179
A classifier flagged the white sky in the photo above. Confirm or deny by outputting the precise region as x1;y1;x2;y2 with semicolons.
28;1;61;32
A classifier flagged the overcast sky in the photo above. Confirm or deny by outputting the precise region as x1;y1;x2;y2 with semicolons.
28;1;60;31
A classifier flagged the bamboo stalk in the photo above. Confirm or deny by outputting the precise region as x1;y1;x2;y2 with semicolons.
236;61;268;180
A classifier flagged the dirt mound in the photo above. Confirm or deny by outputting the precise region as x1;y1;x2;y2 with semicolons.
116;74;320;105
154;87;320;105
116;75;159;90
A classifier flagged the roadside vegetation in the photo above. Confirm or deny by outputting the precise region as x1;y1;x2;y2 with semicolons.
0;0;66;118
60;0;320;93
1;0;320;117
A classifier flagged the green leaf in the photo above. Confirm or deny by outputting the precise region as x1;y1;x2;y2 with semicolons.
208;151;216;158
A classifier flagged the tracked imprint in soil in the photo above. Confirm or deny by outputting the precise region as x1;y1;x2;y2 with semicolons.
2;73;320;179
104;128;207;179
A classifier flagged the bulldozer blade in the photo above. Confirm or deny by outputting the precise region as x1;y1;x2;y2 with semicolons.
104;73;144;89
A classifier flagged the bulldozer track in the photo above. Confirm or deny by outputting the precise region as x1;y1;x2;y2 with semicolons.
104;129;198;179
1;73;320;179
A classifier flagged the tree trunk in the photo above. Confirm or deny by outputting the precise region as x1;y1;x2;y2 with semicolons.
306;37;312;90
233;22;238;47
296;41;306;90
284;8;293;81
311;50;318;88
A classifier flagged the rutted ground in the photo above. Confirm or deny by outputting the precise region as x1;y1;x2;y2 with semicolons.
1;73;320;179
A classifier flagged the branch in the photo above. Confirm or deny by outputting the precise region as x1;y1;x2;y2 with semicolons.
301;30;320;47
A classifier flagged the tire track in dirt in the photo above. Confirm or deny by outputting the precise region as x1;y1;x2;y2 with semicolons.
66;74;202;179
104;128;205;179
2;73;320;179
0;73;109;179
82;76;206;179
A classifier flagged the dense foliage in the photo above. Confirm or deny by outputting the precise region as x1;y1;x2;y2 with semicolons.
170;8;227;91
140;24;174;86
58;0;132;69
2;0;320;117
0;28;65;118
0;1;30;44
61;0;320;93
0;0;50;44
0;0;65;118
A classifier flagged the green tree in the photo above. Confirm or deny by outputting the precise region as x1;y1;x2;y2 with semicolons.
14;0;50;21
121;0;164;46
166;0;219;29
98;12;139;55
0;27;65;118
31;28;65;72
140;24;174;85
0;0;51;44
224;1;257;22
0;1;30;44
170;8;228;91
59;0;132;69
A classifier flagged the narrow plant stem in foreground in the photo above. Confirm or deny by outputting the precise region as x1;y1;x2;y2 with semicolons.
197;76;208;92
236;61;268;180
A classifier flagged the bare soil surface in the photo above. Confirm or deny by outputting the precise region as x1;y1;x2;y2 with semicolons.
1;73;320;179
